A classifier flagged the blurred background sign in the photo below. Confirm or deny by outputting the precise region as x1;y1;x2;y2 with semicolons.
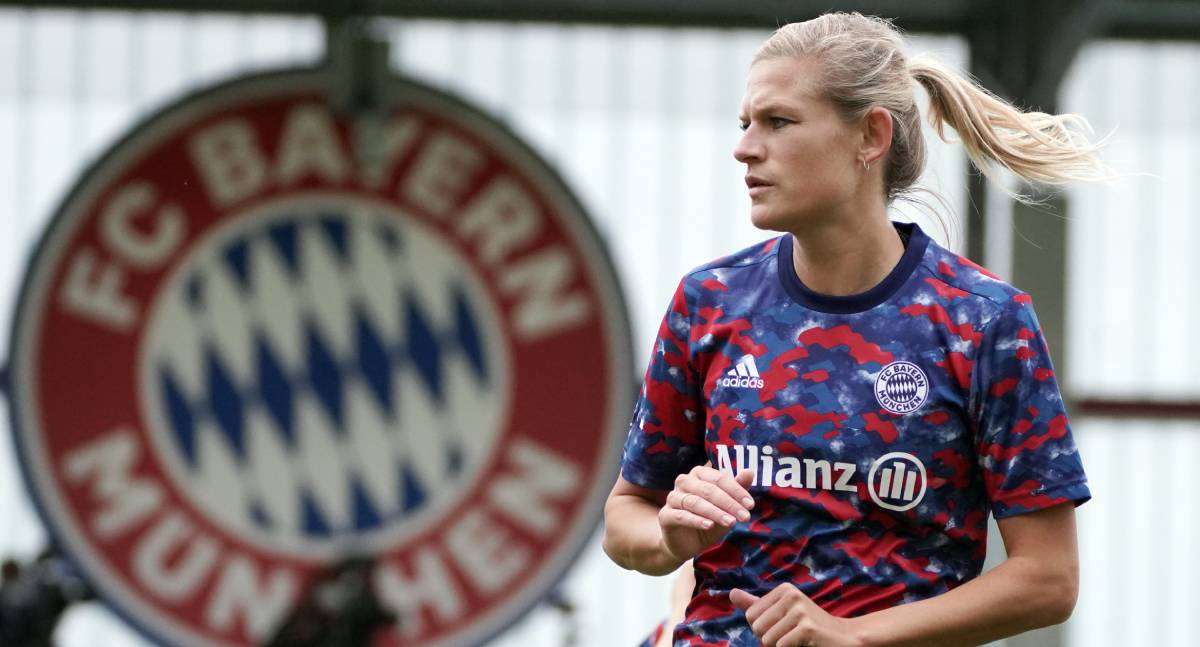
3;15;634;646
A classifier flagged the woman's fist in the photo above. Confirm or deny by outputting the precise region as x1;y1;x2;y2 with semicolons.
730;584;865;647
659;465;755;562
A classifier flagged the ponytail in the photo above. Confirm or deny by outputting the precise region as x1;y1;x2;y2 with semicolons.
909;55;1112;196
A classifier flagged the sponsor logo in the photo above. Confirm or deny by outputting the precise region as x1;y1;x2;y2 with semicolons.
717;444;857;492
7;70;633;647
867;452;928;512
716;444;928;511
874;361;929;415
717;354;765;389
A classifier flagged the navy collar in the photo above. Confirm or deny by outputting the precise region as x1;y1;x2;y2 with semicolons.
777;220;930;314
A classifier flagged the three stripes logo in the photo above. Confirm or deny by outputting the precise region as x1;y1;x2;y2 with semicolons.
874;360;929;414
717;354;765;389
867;452;928;512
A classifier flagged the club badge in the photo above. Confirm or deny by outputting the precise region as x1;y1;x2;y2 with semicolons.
874;361;929;415
6;69;633;647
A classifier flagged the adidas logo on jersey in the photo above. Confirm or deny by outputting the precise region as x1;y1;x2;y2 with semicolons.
717;355;764;389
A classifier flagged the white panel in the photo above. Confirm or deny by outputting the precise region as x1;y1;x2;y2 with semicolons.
0;10;25;98
133;12;192;100
27;11;78;100
83;13;138;101
1068;419;1200;647
1064;41;1200;399
244;14;324;66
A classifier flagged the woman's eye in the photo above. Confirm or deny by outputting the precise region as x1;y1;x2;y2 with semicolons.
739;118;789;131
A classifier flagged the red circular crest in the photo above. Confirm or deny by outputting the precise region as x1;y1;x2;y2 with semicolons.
7;69;633;646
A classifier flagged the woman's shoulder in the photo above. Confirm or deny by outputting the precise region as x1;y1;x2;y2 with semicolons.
682;235;785;282
920;240;1032;313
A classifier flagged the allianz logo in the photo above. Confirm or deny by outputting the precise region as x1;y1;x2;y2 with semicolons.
716;444;928;512
717;354;765;389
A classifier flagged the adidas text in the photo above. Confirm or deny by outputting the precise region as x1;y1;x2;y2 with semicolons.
717;375;765;389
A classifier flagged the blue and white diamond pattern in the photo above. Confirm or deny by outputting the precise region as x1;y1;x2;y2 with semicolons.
139;199;510;556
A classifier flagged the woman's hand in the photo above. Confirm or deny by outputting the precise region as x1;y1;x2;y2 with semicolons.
730;584;866;647
658;465;755;562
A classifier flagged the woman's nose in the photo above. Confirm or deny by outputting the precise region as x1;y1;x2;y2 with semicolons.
733;131;763;164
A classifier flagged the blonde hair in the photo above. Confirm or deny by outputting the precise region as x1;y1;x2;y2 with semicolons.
753;12;1110;207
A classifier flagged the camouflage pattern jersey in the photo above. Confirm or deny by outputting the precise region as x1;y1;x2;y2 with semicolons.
620;220;1091;646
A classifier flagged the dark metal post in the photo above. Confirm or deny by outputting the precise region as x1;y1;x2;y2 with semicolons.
965;2;1114;646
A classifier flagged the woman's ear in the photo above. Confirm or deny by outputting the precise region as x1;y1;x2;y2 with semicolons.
860;106;894;167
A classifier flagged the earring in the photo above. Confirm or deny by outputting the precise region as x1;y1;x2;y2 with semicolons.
863;159;871;171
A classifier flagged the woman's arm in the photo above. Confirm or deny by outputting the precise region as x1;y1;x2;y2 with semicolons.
731;502;1080;647
601;476;681;576
604;467;755;577
851;502;1079;646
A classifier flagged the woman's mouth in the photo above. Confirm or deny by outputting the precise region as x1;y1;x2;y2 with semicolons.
746;176;773;197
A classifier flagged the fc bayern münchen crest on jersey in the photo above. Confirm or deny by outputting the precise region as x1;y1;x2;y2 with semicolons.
6;69;633;647
874;361;929;415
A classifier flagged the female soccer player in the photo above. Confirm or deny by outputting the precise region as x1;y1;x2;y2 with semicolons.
604;12;1103;647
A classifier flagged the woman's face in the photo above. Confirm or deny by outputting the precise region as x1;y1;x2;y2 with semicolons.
734;57;864;232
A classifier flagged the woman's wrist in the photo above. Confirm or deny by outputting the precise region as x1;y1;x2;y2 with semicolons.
843;615;882;647
653;535;689;575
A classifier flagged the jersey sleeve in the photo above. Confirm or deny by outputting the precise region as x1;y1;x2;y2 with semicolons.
620;277;707;490
971;294;1091;519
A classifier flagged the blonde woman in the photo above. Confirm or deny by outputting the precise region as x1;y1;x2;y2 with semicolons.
605;12;1100;647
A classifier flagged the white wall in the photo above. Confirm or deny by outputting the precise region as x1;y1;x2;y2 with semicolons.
1061;40;1200;647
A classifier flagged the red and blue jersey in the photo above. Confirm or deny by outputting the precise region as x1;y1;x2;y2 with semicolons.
620;221;1091;646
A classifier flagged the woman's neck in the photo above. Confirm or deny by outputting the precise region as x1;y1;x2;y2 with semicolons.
788;208;905;297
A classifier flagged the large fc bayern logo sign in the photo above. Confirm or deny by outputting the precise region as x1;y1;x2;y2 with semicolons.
7;70;633;646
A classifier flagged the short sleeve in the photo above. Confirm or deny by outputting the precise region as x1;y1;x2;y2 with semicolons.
620;278;707;490
971;294;1091;519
